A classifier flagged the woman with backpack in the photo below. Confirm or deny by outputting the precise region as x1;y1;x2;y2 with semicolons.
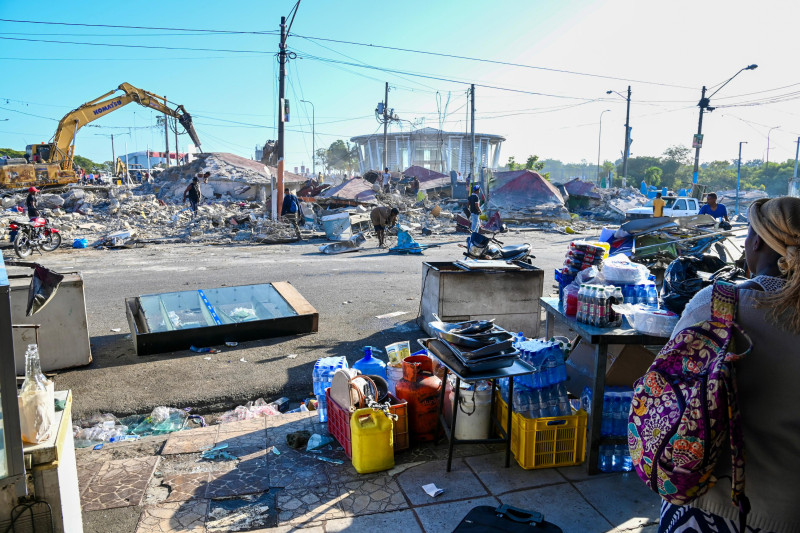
658;196;800;533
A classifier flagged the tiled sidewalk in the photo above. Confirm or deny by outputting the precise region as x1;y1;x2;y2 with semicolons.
77;412;660;532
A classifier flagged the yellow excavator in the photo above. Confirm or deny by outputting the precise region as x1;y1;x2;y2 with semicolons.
0;82;201;189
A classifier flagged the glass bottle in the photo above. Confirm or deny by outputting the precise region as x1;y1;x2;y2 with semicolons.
21;344;51;394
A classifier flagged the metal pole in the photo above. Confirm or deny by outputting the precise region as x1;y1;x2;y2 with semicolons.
789;137;800;198
300;99;315;176
597;109;610;183
623;85;631;187
692;86;706;185
277;15;287;220
736;141;747;216
111;134;115;175
765;126;779;168
470;84;475;186
174;116;179;168
383;82;389;170
163;96;170;169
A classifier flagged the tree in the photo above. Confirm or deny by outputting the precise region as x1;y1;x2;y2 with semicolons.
644;166;663;187
660;145;691;189
317;140;359;175
73;155;103;172
0;148;25;158
506;156;518;170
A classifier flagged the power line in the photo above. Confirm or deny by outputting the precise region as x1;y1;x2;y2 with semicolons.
0;36;270;54
0;17;275;35
291;33;697;90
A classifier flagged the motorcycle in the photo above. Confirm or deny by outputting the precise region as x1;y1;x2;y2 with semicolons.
462;231;534;263
8;217;62;258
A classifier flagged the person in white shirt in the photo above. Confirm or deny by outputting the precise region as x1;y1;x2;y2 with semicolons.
382;167;391;193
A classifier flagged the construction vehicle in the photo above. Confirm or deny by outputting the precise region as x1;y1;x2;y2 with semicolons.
0;83;201;190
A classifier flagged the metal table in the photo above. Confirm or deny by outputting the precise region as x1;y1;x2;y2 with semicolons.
539;297;669;474
420;338;535;472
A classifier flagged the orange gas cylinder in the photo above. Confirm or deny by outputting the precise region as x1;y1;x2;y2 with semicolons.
394;355;442;442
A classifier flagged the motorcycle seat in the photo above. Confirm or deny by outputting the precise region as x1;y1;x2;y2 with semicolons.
500;244;530;258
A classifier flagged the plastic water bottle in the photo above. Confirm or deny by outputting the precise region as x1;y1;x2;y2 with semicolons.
556;382;571;416
635;284;646;305
612;444;624;472
544;347;558;387
601;394;613;436
611;394;623;436
622;445;633;472
599;444;613;472
646;282;658;307
581;386;592;414
547;385;559;417
622;284;635;305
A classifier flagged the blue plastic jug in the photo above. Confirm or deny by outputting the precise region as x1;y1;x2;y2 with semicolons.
353;346;387;379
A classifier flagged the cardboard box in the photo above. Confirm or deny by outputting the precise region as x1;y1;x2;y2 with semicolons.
565;340;656;394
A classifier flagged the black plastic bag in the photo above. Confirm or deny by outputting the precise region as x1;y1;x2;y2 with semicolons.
27;265;64;316
661;257;705;314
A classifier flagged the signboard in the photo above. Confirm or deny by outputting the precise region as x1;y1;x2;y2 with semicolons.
692;134;704;148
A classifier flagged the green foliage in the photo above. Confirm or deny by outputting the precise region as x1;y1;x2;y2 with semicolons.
316;140;358;174
644;166;663;187
72;155;104;172
506;156;518;170
0;148;25;158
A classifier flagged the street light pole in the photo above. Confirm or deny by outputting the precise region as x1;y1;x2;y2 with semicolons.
691;65;758;189
597;109;611;184
300;99;315;176
736;141;747;216
765;125;779;168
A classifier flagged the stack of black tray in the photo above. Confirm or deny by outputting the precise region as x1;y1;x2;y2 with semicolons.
428;319;520;372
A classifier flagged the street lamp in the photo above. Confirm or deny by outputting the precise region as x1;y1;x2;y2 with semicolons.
606;86;631;187
765;125;780;168
691;64;758;188
300;99;315;176
597;109;611;184
736;141;748;216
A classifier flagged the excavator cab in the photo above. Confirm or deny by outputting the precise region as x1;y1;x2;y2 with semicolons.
25;143;53;163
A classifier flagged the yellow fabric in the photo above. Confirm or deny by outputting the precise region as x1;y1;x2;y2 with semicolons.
652;197;666;217
748;197;800;275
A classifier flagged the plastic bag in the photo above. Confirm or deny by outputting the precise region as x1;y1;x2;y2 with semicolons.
602;254;650;285
661;257;705;314
19;388;55;443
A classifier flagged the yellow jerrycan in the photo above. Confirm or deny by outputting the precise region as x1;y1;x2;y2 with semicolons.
350;408;395;474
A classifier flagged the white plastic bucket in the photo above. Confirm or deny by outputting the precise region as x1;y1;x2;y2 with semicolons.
386;364;404;396
445;383;492;440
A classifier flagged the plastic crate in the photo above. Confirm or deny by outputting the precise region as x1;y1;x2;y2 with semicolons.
555;269;575;302
494;391;587;470
326;387;409;458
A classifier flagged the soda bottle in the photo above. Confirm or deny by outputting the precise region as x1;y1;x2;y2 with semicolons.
597;288;607;327
587;286;597;326
576;285;586;322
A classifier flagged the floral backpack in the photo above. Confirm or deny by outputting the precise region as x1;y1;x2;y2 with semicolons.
628;280;752;529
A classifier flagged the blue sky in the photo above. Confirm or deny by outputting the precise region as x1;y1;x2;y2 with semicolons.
0;0;797;171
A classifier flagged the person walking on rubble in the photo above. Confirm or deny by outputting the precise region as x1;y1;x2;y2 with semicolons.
371;206;399;248
183;176;202;218
281;187;304;241
468;184;482;233
26;187;40;219
382;167;391;194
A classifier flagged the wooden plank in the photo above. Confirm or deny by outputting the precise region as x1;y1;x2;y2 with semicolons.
272;281;318;331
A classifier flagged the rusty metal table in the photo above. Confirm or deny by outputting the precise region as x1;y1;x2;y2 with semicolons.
420;338;535;472
539;297;668;474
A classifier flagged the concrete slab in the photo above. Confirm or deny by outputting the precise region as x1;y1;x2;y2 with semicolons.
413;496;500;532
464;451;567;494
83;506;142;533
396;458;487;506
496;483;612;532
573;473;660;529
325;509;422;532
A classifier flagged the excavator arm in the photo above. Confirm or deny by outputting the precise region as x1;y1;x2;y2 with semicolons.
49;82;202;170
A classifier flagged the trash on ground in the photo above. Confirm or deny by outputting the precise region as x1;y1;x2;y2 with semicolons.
305;433;334;451
422;483;444;497
191;345;221;354
217;398;282;424
110;328;121;332
226;341;238;347
315;456;344;465
201;444;238;461
375;311;408;320
286;354;298;359
286;430;312;449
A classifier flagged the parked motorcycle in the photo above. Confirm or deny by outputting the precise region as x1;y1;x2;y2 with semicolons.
8;217;62;258
462;232;533;263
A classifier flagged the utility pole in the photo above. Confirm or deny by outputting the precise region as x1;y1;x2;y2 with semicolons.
790;137;800;198
110;134;115;172
277;15;287;219
736;141;747;216
597;109;610;184
622;85;631;187
300;99;315;176
692;85;707;187
470;84;475;186
163;96;170;169
765;125;779;168
174;116;179;168
383;82;389;170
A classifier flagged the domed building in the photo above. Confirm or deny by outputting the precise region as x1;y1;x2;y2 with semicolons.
350;127;505;176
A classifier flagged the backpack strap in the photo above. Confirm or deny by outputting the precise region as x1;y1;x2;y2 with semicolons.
710;280;737;323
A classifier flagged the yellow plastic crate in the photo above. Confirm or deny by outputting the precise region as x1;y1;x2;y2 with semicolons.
494;391;587;470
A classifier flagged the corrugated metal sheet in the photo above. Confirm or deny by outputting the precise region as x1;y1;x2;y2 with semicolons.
491;170;565;207
319;177;377;203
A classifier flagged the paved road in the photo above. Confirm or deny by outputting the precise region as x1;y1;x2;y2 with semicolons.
3;229;577;418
